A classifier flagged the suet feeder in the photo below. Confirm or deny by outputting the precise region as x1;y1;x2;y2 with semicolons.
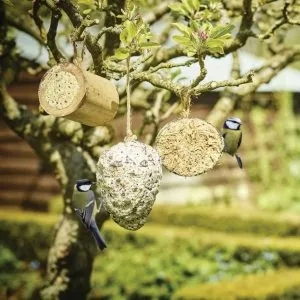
96;139;162;230
155;118;224;177
38;63;119;126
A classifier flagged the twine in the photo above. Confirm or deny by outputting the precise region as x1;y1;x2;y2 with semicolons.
180;93;192;118
125;56;136;142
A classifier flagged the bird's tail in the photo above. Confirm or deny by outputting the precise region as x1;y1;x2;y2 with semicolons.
89;219;107;251
235;154;243;169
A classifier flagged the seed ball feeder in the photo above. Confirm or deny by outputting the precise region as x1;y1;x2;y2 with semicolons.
96;139;162;230
96;57;162;231
155;98;224;177
38;63;119;126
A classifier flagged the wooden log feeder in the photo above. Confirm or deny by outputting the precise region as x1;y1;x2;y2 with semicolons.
38;63;119;126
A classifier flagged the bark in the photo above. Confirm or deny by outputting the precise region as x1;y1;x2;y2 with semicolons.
41;143;109;300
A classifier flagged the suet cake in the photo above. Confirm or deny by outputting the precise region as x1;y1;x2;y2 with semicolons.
155;118;224;176
96;140;162;230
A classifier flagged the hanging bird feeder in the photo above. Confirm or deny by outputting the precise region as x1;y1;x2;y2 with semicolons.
155;95;224;177
96;56;162;231
96;138;162;230
38;63;119;126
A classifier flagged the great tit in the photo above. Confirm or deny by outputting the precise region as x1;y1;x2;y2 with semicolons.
222;117;243;169
72;179;107;251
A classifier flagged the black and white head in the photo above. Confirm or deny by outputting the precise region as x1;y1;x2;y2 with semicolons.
223;117;242;130
76;179;95;192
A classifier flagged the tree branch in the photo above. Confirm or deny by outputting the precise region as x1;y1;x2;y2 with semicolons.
47;8;65;62
206;47;300;127
143;1;171;24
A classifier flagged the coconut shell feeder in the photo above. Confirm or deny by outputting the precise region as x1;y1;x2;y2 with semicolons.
155;118;224;177
38;63;119;126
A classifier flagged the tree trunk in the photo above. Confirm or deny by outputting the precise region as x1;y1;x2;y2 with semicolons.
40;142;109;300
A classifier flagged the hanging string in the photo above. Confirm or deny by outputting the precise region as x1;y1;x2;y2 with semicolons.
125;56;134;139
180;94;192;118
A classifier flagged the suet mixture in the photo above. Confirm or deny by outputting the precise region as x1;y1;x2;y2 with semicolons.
155;118;224;177
96;140;162;230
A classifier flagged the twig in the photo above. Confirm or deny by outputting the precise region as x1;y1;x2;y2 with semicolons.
31;0;47;41
47;9;64;62
149;58;198;73
143;1;171;24
95;26;121;42
193;72;254;94
190;55;207;88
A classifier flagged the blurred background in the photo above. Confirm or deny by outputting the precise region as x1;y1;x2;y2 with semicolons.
1;1;300;299
2;60;300;300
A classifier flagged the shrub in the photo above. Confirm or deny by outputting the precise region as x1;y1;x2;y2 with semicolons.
174;269;300;300
149;205;300;237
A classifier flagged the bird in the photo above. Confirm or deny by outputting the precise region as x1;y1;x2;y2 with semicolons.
222;117;243;169
72;179;107;251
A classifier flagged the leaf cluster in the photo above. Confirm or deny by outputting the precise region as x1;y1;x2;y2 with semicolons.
172;21;234;56
112;5;160;60
169;0;223;23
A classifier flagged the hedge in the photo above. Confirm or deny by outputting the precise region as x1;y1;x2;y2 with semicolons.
149;205;300;237
174;269;300;300
3;210;300;267
3;210;300;299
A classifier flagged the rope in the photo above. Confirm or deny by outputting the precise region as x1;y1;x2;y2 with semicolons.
125;56;135;140
180;93;192;118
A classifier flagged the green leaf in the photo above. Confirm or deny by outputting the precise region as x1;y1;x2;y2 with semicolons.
113;48;130;60
172;23;191;36
78;0;94;4
3;0;13;5
139;42;161;49
210;24;234;39
173;35;194;47
120;20;137;45
169;3;188;16
182;0;195;14
120;29;129;45
186;49;197;56
83;8;92;14
205;39;225;54
173;35;197;57
190;20;199;32
191;0;201;10
125;20;137;39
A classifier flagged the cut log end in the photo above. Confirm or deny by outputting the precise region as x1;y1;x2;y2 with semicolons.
38;63;86;117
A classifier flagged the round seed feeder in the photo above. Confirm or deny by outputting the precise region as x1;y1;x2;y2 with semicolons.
155;118;224;177
38;63;119;126
96;139;162;231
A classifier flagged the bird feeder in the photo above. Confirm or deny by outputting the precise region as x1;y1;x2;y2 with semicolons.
96;139;162;231
38;63;119;126
155;118;224;177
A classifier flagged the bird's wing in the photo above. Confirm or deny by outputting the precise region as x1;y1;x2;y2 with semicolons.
238;132;242;148
74;193;95;228
222;133;227;152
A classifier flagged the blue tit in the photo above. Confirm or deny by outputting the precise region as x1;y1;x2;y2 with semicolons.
222;117;243;169
72;179;107;251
